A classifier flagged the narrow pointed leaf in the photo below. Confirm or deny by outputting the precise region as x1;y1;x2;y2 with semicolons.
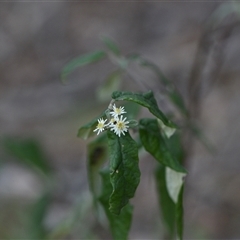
77;111;106;140
99;168;133;240
107;130;140;215
155;165;176;238
101;37;121;56
139;118;186;173
112;91;176;128
61;50;106;83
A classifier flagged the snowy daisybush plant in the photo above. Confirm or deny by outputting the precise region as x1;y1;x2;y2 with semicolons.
62;38;189;240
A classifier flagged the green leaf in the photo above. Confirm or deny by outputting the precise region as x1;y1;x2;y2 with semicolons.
97;71;122;102
139;118;186;173
101;37;121;56
99;168;133;240
87;133;108;208
123;101;141;120
61;50;107;83
166;131;185;163
77;111;106;140
155;133;186;239
107;130;140;215
112;90;176;128
165;132;185;239
176;185;184;240
155;165;176;239
164;131;186;203
3;138;51;175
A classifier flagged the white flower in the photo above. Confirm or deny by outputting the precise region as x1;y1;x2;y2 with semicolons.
107;117;118;126
110;115;129;137
110;104;126;118
93;118;107;135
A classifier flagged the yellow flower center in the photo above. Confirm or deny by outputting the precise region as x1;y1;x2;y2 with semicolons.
115;108;121;114
97;123;104;129
117;122;124;130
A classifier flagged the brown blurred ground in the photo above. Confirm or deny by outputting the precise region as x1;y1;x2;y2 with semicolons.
0;2;240;239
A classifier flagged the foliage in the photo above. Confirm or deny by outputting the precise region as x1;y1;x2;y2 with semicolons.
1;3;238;237
62;37;189;239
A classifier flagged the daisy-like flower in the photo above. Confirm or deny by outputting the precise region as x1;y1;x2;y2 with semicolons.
107;117;118;126
110;115;129;137
110;104;126;118
93;118;107;135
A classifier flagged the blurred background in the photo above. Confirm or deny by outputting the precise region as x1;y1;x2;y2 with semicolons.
0;1;240;239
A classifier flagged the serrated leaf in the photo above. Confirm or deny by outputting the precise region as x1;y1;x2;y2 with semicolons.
97;71;122;102
176;185;184;240
77;111;106;140
87;134;108;208
155;165;176;239
112;91;176;128
107;130;140;215
99;168;133;240
3;138;51;175
61;50;106;83
139;118;186;173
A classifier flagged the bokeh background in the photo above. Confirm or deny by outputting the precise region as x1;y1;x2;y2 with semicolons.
1;1;240;239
